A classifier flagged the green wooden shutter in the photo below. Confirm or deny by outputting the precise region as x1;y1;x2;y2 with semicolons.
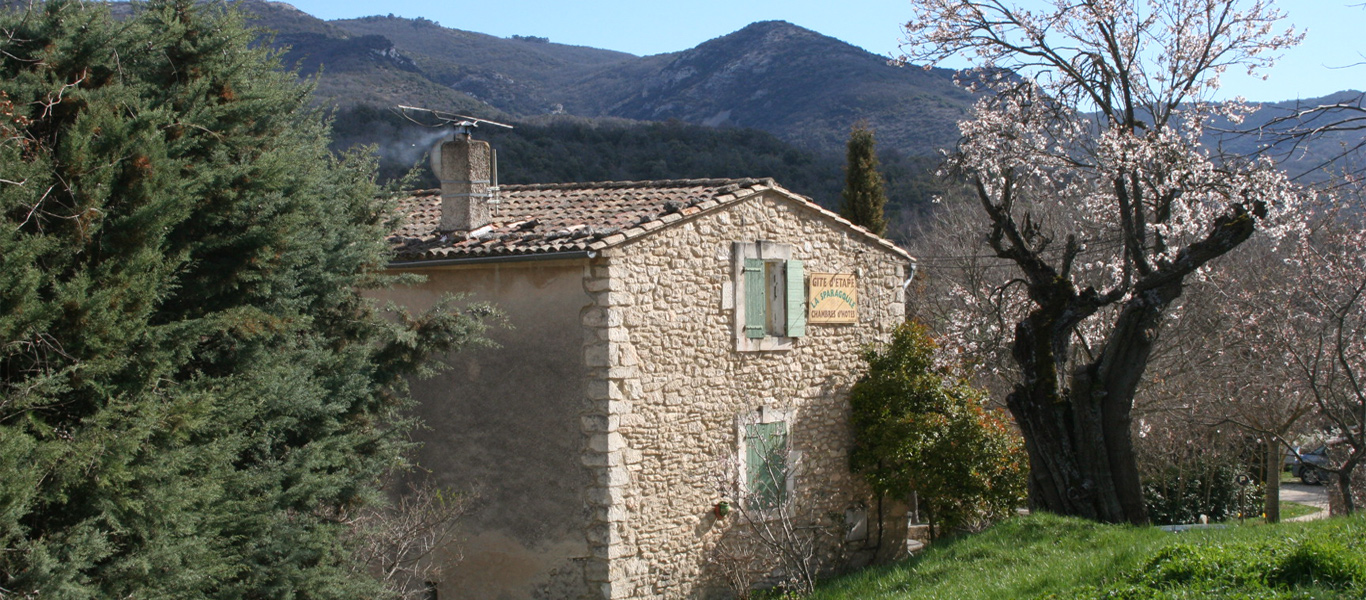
743;259;766;339
785;259;806;337
745;421;788;510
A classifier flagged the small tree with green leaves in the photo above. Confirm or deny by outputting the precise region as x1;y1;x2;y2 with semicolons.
850;322;1027;538
838;124;889;236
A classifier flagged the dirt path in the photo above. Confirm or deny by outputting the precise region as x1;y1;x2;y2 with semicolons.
1281;482;1330;521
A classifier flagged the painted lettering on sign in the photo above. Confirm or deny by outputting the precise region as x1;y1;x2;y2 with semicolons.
808;272;857;324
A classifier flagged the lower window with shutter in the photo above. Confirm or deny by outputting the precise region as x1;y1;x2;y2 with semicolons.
744;421;789;510
736;406;797;516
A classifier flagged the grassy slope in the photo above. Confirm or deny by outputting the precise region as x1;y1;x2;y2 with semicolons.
812;513;1366;600
1280;501;1320;521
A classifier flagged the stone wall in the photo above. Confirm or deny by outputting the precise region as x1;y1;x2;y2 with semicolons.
583;189;911;599
372;261;596;600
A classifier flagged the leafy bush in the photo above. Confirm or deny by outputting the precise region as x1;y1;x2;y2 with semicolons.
1269;538;1366;589
1142;456;1263;525
1136;542;1279;587
848;322;1027;537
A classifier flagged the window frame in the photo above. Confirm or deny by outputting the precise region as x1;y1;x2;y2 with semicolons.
732;241;806;352
735;406;800;517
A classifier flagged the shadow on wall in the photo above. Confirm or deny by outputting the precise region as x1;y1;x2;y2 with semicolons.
696;374;910;598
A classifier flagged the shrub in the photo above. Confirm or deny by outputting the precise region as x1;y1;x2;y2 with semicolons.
1270;538;1366;589
848;322;1027;537
1137;542;1277;588
1142;455;1263;525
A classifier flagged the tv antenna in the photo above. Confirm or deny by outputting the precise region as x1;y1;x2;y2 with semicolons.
396;105;513;136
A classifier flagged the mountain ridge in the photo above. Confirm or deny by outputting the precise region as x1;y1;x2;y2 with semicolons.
246;2;1364;163
238;2;977;156
570;19;972;153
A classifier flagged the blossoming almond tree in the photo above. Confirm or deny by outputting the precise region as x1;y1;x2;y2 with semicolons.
900;0;1305;524
1239;210;1366;514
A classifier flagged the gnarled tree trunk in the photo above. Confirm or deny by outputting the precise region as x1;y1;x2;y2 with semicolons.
1000;214;1256;525
1005;293;1169;525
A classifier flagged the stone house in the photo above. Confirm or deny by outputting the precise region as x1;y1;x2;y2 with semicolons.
373;132;916;599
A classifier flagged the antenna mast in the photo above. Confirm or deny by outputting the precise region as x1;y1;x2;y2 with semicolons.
396;105;514;137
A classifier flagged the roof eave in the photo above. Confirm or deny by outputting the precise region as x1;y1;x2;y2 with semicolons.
584;182;916;263
387;249;598;269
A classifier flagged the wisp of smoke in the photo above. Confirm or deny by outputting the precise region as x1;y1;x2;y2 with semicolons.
378;128;452;170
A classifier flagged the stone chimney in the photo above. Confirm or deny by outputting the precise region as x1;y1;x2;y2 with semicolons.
431;132;493;231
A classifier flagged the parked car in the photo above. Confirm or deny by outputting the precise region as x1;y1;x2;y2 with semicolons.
1285;445;1331;485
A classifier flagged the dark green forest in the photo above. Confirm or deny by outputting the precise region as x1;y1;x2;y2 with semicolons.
330;105;947;241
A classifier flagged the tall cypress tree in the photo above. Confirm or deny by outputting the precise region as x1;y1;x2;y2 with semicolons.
839;124;889;236
0;1;490;597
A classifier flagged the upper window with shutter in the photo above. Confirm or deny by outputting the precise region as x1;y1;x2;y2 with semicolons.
733;241;806;351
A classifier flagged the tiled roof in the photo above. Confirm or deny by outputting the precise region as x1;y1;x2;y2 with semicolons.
388;178;910;262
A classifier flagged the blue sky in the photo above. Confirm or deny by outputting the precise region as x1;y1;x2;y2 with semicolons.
281;0;1363;103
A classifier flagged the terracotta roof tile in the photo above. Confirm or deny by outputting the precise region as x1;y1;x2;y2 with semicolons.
387;177;912;262
389;178;770;261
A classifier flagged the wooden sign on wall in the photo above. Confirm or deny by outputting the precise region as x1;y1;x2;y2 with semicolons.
807;273;857;324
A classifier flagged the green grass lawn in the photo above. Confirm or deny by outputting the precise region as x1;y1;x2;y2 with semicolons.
1279;501;1321;520
810;513;1366;600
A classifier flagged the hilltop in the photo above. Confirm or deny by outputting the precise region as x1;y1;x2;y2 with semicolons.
227;0;1363;228
241;1;975;157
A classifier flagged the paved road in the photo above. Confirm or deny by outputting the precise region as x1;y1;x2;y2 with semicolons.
1281;482;1330;521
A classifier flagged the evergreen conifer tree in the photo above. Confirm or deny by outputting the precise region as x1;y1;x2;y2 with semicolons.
838;124;889;236
0;1;490;596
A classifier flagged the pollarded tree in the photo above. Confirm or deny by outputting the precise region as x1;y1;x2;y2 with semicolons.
0;1;491;597
839;124;889;236
912;184;1312;524
900;0;1306;524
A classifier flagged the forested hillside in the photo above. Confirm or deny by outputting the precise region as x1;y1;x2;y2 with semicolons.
235;1;977;157
331;106;947;240
331;14;640;117
239;0;1362;238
